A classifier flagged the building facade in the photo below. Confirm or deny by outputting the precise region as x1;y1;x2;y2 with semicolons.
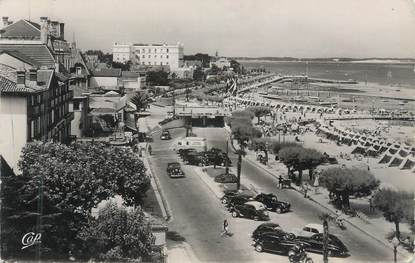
0;66;74;172
112;42;184;70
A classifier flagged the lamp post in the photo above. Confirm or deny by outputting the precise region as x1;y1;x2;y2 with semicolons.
392;236;399;263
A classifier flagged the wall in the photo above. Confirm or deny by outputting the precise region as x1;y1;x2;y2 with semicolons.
0;96;27;172
90;76;118;88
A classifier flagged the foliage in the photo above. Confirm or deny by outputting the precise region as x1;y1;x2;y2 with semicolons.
85;50;112;65
320;167;379;209
147;70;169;86
271;141;300;154
247;106;271;124
1;142;150;260
373;189;414;239
77;202;154;261
184;53;211;68
112;61;132;71
229;59;241;74
130;91;150;112
193;66;205;81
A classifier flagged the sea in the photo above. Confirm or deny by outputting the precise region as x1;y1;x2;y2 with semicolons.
239;61;415;88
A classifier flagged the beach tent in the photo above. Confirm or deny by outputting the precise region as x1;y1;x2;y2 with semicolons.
399;157;415;170
398;149;409;158
379;154;393;164
373;144;381;151
352;146;366;155
388;148;398;155
366;147;378;157
364;142;373;147
389;156;404;167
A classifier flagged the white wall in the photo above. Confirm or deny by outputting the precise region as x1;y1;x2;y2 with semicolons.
0;96;27;172
90;76;118;88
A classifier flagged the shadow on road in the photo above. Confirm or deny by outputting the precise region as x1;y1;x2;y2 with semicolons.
167;231;186;242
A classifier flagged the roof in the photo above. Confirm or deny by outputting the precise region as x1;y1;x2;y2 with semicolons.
0;69;53;95
1;19;41;39
304;224;324;232
0;50;40;67
0;44;55;68
121;71;140;78
92;68;121;77
90;108;117;115
245;201;266;210
70;86;89;97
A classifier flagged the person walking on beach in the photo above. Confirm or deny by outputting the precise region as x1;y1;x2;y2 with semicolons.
221;219;230;237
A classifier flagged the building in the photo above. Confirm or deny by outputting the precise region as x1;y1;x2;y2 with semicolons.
90;68;122;89
68;44;91;88
0;65;74;172
0;16;73;72
69;86;91;138
210;57;231;70
121;71;146;91
112;43;132;63
112;42;184;70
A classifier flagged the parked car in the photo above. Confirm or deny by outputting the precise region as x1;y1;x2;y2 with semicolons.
297;233;349;257
226;194;254;210
214;173;238;183
254;193;291;213
184;152;209;166
292;224;324;238
253;232;303;255
201;148;232;166
160;130;171;140
221;190;251;204
230;201;270;221
252;222;284;240
178;148;197;159
166;162;184;178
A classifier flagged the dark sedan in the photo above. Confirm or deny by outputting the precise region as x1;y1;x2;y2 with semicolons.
252;222;284;240
253;232;303;255
214;173;238;183
297;233;349;257
254;193;291;213
226;194;254;210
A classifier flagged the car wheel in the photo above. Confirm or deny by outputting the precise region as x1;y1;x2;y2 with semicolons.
198;162;203;167
221;162;225;166
255;244;263;252
276;207;282;214
222;198;228;204
232;211;238;218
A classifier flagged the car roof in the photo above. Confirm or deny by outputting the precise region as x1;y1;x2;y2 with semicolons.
168;162;180;166
304;224;324;232
245;201;267;210
259;222;280;228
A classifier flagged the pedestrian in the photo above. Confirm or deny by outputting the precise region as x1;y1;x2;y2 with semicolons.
221;219;230;237
369;197;374;213
278;175;283;189
148;144;152;155
303;183;308;198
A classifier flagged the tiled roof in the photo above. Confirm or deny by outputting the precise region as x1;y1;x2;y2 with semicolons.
0;44;55;68
121;71;140;78
0;75;36;94
0;68;53;95
92;68;121;77
0;50;40;67
1;20;40;39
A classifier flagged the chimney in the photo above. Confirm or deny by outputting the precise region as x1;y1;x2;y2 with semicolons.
59;23;64;40
2;17;9;28
40;16;48;44
16;71;26;85
50;21;59;37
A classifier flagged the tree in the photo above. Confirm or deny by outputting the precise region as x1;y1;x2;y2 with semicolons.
130;91;150;112
373;189;414;239
193;66;205;81
247;106;271;124
1;142;150;260
112;60;132;71
77;202;154;261
320;167;379;209
278;146;302;179
147;70;169;86
229;59;241;74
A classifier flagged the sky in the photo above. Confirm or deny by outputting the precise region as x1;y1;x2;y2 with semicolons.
0;0;415;58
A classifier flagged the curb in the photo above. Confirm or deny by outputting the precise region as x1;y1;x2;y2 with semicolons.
144;156;173;222
243;154;410;257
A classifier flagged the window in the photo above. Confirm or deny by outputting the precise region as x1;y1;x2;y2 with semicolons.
167;48;169;53
154;48;156;52
76;67;82;75
160;55;163;58
148;55;151;58
142;55;145;58
30;120;35;138
154;55;157;58
73;101;80;111
160;62;163;65
142;49;145;53
167;55;169;59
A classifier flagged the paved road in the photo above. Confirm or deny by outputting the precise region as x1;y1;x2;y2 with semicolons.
149;126;393;262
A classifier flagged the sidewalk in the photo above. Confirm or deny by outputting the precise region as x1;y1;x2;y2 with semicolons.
242;148;412;257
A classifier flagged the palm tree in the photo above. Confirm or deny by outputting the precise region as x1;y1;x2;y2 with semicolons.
130;92;149;112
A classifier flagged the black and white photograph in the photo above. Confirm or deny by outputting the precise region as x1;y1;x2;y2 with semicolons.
0;0;415;262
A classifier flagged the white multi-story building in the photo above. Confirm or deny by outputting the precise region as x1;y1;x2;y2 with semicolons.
112;42;184;70
112;43;132;63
